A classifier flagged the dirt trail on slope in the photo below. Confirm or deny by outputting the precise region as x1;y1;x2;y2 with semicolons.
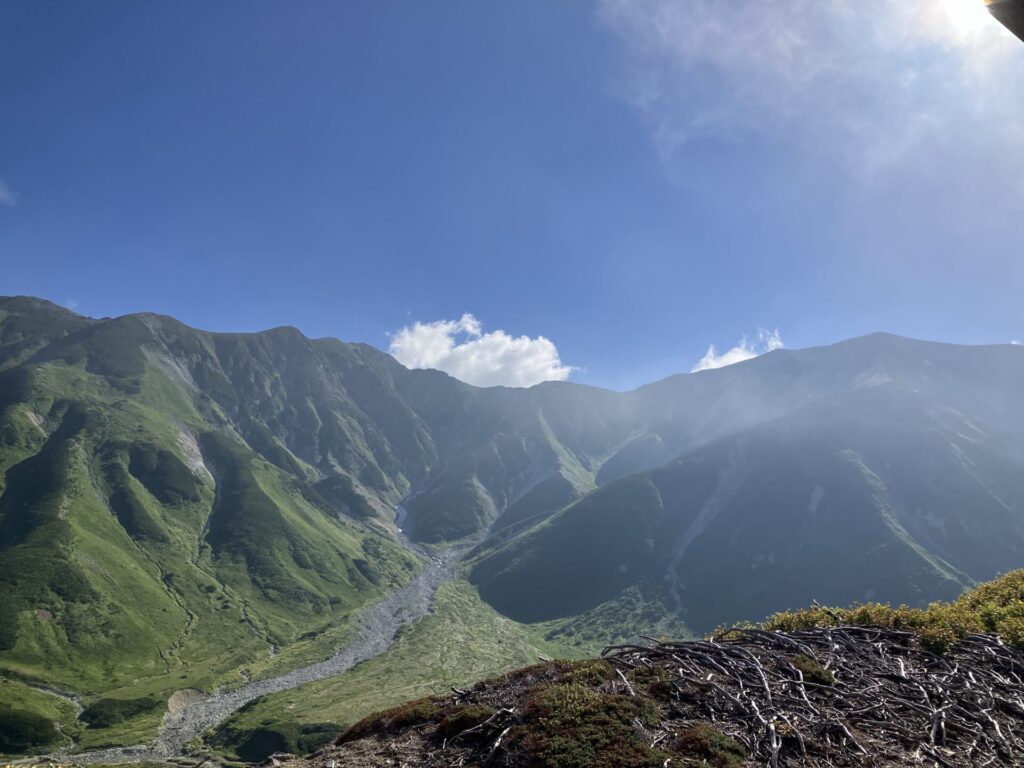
52;544;460;765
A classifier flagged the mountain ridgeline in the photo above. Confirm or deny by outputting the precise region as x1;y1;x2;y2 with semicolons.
2;296;1024;731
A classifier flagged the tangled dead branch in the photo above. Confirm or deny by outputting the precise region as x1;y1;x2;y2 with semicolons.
603;627;1024;766
283;628;1024;767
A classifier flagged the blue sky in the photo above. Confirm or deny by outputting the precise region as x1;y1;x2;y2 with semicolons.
1;1;1023;390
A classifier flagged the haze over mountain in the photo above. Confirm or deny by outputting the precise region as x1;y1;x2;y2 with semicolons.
2;294;1024;755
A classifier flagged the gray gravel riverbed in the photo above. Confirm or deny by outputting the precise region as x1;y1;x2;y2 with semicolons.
51;545;460;764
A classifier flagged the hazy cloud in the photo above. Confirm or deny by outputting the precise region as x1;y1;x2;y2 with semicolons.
0;179;18;207
389;313;573;388
598;0;1024;178
692;328;784;372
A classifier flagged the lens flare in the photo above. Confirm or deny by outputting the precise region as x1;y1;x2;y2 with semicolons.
941;0;995;34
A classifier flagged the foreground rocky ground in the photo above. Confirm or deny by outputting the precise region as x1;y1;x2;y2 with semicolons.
272;627;1024;767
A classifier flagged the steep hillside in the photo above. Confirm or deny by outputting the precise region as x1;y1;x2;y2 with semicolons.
3;296;1024;756
0;299;429;750
0;297;650;749
472;335;1024;632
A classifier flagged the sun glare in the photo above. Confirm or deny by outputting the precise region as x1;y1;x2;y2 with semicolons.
941;0;994;34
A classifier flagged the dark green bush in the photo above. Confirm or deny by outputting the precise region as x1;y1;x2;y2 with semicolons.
0;706;59;753
790;655;834;686
128;445;202;503
436;705;497;740
80;696;164;729
337;696;443;744
674;724;746;768
517;683;666;768
224;722;341;763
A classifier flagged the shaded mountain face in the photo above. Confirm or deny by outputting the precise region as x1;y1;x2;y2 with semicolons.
471;335;1024;632
2;294;1024;687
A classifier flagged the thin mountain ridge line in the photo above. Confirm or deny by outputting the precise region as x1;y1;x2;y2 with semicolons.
4;295;1020;394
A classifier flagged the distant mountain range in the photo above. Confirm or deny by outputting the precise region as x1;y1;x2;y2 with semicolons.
2;295;1023;739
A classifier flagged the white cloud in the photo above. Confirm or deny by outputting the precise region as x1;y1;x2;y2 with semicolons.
388;313;573;388
0;179;18;207
597;0;1024;178
1012;339;1021;346
692;328;784;372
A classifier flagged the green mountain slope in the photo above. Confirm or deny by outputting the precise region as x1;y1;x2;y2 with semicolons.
0;297;645;751
0;300;429;748
4;296;1024;755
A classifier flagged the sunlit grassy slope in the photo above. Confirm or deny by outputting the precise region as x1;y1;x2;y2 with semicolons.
0;299;425;753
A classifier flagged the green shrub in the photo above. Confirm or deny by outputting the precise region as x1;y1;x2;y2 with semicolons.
80;696;164;729
760;570;1024;654
517;683;666;768
128;445;202;503
436;705;497;740
223;722;341;763
337;696;443;744
628;664;675;697
558;659;616;687
0;706;59;754
674;724;746;768
789;655;834;686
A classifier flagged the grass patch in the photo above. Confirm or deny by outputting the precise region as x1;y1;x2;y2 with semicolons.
529;584;692;656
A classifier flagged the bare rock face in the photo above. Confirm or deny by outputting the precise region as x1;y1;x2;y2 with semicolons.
165;689;205;716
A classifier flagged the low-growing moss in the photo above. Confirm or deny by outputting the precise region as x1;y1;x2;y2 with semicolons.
673;724;746;768
337;696;443;743
516;683;667;768
558;659;616;687
628;664;675;697
435;704;497;740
